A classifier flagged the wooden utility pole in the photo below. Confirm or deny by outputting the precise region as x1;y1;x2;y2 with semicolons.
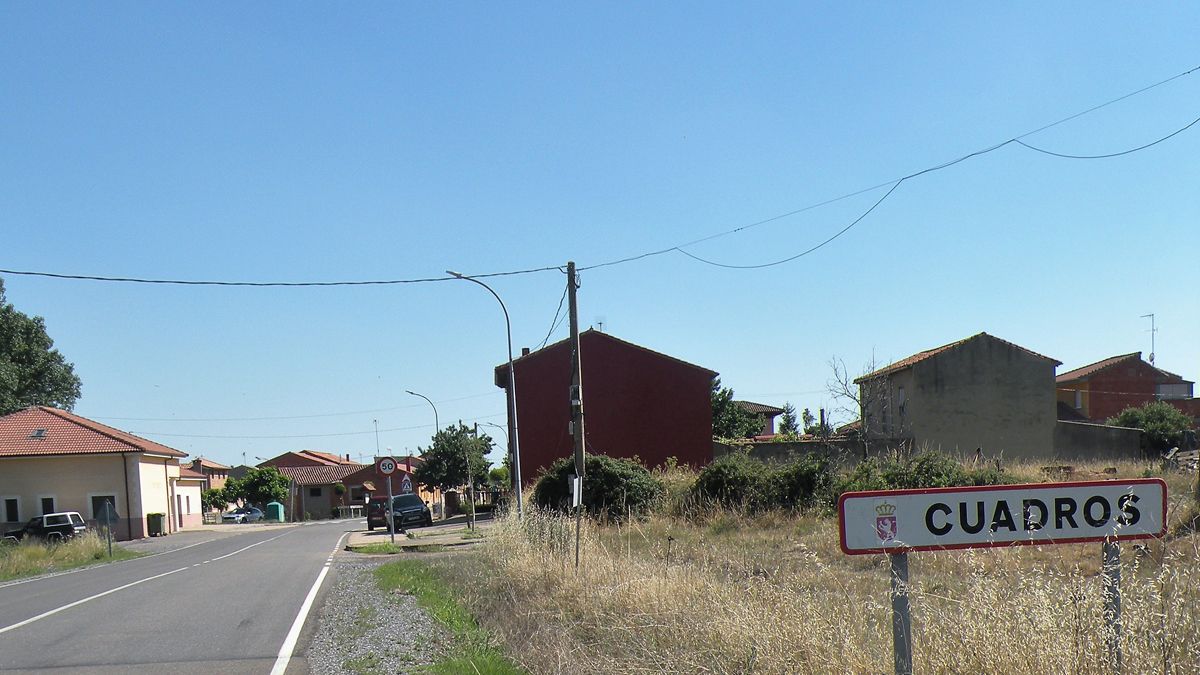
567;260;586;570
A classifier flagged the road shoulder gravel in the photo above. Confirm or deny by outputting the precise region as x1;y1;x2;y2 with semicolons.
306;557;452;674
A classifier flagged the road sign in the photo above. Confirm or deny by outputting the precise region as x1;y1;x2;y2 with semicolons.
376;456;397;476
400;475;413;494
839;479;1167;555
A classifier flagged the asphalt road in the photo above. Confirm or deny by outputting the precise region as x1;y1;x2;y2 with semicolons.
0;520;359;674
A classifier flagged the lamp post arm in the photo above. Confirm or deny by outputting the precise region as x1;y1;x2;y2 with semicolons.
447;270;523;519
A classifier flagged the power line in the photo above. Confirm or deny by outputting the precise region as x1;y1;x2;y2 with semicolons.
0;264;562;287
645;112;1200;270
88;391;502;422
1015;114;1200;159
2;64;1197;285
537;282;569;349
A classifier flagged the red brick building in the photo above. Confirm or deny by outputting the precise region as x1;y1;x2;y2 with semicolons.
1056;352;1198;426
495;330;717;482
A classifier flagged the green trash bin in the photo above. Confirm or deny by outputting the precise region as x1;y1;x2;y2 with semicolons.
265;502;286;523
147;513;166;537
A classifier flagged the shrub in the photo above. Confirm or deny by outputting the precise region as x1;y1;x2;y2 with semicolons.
771;453;836;510
836;451;1010;500
689;452;773;510
533;454;665;520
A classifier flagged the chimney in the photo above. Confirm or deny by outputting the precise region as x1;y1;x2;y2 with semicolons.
521;347;530;356
345;453;350;462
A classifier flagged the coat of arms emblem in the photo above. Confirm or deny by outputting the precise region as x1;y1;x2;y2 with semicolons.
875;501;898;542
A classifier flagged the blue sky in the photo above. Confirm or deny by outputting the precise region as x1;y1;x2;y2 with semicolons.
2;4;1197;469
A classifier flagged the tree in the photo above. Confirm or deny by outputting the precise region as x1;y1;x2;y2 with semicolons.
222;476;245;506
828;355;891;457
1108;401;1193;453
237;467;290;507
488;466;510;488
413;422;493;492
201;487;228;513
778;402;800;435
711;377;762;439
0;279;82;415
801;408;832;437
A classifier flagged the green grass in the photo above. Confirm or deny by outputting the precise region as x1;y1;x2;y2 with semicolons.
0;532;142;582
375;559;522;674
349;543;407;555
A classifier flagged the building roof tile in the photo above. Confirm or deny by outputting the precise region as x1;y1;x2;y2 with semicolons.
0;406;187;458
735;401;785;416
1055;352;1142;383
190;457;231;470
275;464;363;486
855;332;1060;383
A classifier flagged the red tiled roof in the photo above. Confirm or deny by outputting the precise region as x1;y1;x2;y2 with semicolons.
1056;352;1141;383
178;467;208;480
275;464;362;486
735;401;785;416
856;332;1060;382
0;406;187;458
297;450;358;465
190;457;230;470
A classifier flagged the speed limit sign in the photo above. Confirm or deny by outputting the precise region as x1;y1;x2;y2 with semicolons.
376;456;398;476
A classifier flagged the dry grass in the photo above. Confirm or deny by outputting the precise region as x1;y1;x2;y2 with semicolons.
432;461;1200;674
0;531;138;581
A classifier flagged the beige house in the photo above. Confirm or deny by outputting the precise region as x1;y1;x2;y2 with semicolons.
175;467;206;529
0;406;192;540
854;332;1061;459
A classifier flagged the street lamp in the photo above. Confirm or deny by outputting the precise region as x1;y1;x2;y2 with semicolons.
446;269;523;519
405;390;440;432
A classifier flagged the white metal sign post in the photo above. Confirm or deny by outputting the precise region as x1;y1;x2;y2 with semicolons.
377;456;398;544
839;479;1167;675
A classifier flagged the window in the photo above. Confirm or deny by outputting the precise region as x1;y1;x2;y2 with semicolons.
309;487;323;497
3;498;18;523
350;487;365;502
90;495;118;521
1074;390;1082;409
186;495;191;514
40;497;55;515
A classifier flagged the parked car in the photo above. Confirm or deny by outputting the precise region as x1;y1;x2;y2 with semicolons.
4;512;88;543
221;506;264;524
388;493;433;529
366;495;390;531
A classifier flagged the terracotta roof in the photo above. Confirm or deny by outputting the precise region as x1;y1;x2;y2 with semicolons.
178;467;208;480
856;332;1060;382
0;406;187;458
275;464;362;486
1056;353;1141;383
190;457;230;470
298;450;359;465
496;329;717;386
735;401;785;416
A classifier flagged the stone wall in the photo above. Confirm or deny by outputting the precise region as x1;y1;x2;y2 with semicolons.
1053;421;1144;461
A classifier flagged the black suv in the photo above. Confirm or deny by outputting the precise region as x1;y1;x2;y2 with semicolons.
389;494;433;529
4;512;88;543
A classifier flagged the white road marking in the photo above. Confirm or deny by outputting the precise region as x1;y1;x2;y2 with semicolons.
269;532;349;675
0;567;188;635
0;530;296;635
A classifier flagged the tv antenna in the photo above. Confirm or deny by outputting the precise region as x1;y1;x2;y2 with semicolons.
1140;313;1157;365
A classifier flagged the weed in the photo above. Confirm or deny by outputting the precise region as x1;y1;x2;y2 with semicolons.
0;532;140;581
374;560;521;674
